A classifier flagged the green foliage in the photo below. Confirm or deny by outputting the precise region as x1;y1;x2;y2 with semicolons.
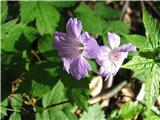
42;80;67;107
0;99;8;119
75;3;106;35
118;102;143;120
2;1;160;120
1;1;8;23
20;1;60;35
80;103;105;120
11;94;23;110
123;9;160;114
9;112;21;120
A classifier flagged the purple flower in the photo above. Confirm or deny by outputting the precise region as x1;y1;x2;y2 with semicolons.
54;18;100;80
96;32;136;79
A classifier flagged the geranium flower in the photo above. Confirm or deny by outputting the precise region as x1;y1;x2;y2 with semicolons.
54;18;100;80
96;32;136;80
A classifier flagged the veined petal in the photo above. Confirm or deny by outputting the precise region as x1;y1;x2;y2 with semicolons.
70;56;91;80
62;57;73;73
120;43;136;52
108;32;120;49
82;33;101;59
54;32;66;49
66;18;82;39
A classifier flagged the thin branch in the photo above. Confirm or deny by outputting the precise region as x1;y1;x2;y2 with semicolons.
119;1;129;20
88;81;127;104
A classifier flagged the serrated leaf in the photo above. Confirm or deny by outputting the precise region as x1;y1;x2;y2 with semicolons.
143;9;160;49
1;20;38;52
42;80;67;107
11;94;23;110
9;112;21;120
122;55;155;71
20;1;37;24
118;102;143;120
36;2;60;35
0;98;8;119
80;103;105;120
20;1;60;35
145;64;160;112
1;1;8;23
75;3;106;35
123;34;152;50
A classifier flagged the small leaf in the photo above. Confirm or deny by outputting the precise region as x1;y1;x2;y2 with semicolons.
9;112;21;120
123;34;152;50
118;102;143;120
80;103;105;120
11;94;23;110
20;1;60;35
143;9;160;49
0;98;8;119
75;3;106;35
42;80;67;107
145;64;160;112
122;55;155;71
1;1;8;23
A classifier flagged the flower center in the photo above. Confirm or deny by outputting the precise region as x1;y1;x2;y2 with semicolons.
78;44;84;53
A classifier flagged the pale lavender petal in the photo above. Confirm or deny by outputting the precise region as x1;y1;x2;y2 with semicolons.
70;56;91;80
54;32;66;50
120;43;136;52
62;57;73;73
108;32;120;49
81;34;100;59
66;18;82;39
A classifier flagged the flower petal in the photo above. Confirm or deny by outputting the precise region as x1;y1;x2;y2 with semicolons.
81;32;101;59
66;18;82;38
120;43;136;52
70;56;91;80
62;57;73;73
108;32;120;49
54;32;66;50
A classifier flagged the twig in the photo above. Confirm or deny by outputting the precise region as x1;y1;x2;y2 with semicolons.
88;81;127;104
119;1;129;20
146;1;160;18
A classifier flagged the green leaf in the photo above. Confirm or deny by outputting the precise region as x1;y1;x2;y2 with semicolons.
144;111;160;120
123;34;152;50
9;112;21;120
0;99;8;119
145;64;160;112
20;1;60;35
1;1;8;23
103;20;130;35
17;61;60;97
36;2;60;35
94;2;120;19
118;102;143;120
52;1;77;8
122;55;155;71
143;9;160;49
75;3;106;35
11;94;23;110
72;89;89;112
1;20;38;52
20;1;37;24
42;80;67;107
38;34;60;61
80;103;105;120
